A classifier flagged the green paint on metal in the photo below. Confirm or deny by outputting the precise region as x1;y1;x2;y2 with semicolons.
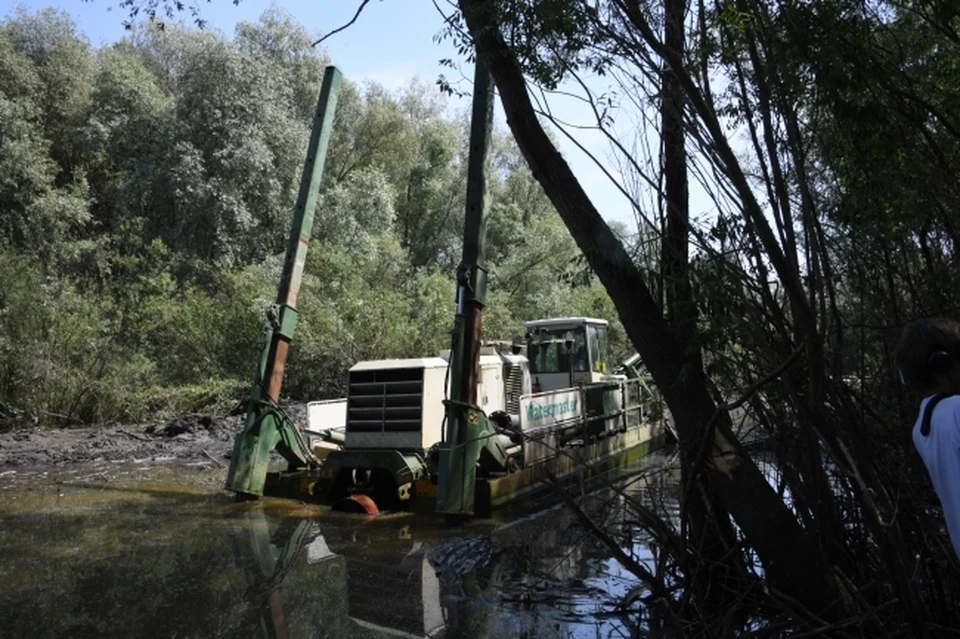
437;401;484;514
619;353;643;379
280;66;342;307
481;430;666;514
226;66;343;498
226;406;286;496
436;61;500;517
277;305;298;340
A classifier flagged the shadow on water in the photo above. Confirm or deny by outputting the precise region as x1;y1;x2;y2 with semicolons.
0;454;679;639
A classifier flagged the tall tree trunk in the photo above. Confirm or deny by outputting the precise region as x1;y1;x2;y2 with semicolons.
660;0;691;339
457;0;841;618
660;0;743;606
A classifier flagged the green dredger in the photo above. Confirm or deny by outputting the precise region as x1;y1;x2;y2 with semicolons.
224;63;668;517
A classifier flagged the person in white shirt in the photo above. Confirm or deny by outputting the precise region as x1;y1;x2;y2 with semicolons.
895;317;960;560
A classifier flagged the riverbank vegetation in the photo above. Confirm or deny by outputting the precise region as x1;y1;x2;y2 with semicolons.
0;6;625;427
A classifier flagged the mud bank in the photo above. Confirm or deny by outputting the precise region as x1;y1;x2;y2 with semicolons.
0;404;307;469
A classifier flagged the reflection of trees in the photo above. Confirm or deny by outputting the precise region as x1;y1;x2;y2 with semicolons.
0;493;262;637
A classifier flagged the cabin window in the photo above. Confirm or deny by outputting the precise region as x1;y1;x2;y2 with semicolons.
587;324;610;373
528;328;589;374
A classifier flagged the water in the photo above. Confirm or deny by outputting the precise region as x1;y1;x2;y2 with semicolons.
0;455;678;639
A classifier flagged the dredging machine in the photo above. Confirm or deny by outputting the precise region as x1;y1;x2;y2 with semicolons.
224;63;667;517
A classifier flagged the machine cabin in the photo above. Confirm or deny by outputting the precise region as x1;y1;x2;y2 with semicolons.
524;317;612;393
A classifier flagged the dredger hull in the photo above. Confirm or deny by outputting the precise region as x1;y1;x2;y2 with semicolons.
261;422;667;517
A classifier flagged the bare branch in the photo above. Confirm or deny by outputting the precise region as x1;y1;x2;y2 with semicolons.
312;0;372;47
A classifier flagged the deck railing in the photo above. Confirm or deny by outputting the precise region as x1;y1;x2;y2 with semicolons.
518;378;658;465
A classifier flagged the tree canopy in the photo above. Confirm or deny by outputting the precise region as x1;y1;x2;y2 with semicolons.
0;5;621;424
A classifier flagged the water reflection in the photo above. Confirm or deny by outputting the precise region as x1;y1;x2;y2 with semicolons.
235;512;312;639
236;509;588;639
0;459;676;639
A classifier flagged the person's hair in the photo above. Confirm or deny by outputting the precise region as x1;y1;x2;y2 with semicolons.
894;317;960;393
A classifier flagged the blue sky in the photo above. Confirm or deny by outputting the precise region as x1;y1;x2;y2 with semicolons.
6;0;642;226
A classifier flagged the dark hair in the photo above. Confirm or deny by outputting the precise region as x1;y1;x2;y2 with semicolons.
894;317;960;393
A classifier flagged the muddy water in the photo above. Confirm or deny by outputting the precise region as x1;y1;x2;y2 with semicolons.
0;455;677;639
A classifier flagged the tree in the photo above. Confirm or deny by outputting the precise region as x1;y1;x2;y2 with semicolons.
1;7;94;178
234;3;329;121
393;115;463;267
0;10;92;269
454;0;842;620
81;47;174;238
445;0;960;631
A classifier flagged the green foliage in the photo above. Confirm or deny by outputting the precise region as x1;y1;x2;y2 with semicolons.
326;80;419;185
1;7;94;176
0;7;622;426
0;10;93;267
169;33;309;263
0;94;91;264
439;0;611;91
395;116;463;267
233;4;328;121
0;248;124;424
284;237;457;399
315;167;396;256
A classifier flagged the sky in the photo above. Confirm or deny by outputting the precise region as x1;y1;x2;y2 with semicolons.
5;0;647;228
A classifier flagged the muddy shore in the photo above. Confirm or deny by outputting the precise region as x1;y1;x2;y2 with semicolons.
0;405;307;469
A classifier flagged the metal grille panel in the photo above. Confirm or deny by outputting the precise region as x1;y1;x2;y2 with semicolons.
347;368;424;433
503;363;523;415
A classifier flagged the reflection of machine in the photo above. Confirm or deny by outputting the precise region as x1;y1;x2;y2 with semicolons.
224;62;667;517
234;512;312;639
235;510;446;639
323;529;445;638
233;507;632;639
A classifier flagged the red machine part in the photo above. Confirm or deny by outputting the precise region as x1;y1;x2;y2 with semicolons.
331;493;379;515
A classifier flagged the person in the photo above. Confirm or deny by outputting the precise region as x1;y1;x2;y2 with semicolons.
895;317;960;560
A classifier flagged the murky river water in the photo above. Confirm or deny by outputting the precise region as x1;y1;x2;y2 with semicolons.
0;454;678;639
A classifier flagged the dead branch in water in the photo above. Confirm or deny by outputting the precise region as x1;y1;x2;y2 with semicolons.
117;428;149;442
202;449;224;468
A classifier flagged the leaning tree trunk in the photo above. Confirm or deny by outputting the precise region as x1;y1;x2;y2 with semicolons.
457;0;842;618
